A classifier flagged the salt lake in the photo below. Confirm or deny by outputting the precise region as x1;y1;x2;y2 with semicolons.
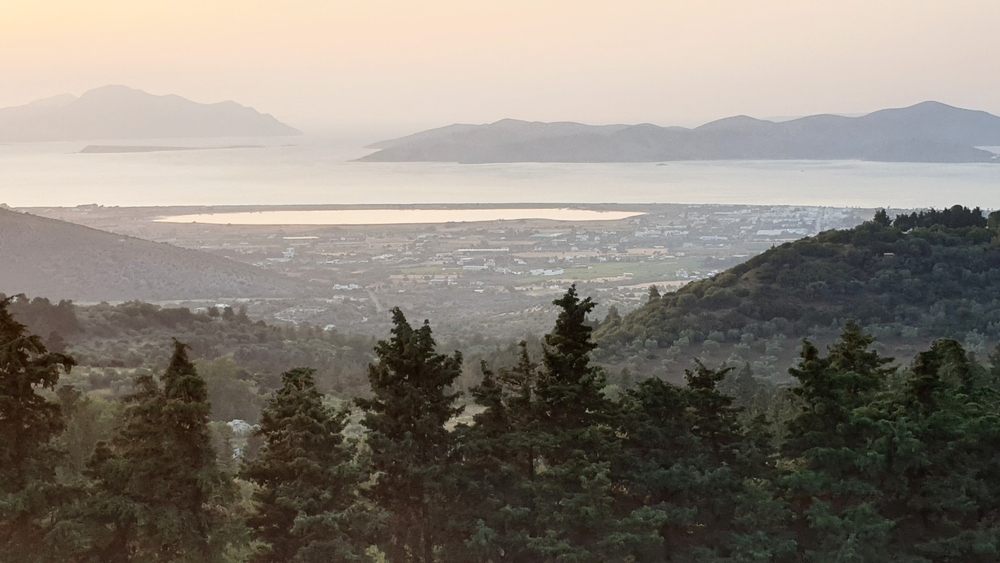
158;208;645;225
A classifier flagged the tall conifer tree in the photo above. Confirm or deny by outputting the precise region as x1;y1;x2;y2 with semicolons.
243;367;378;562
487;285;662;561
0;297;75;562
456;345;541;561
782;322;897;561
618;362;794;562
356;308;463;562
881;339;1000;560
78;341;237;562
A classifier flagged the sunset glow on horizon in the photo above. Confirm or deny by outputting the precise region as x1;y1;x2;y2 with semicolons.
3;0;999;132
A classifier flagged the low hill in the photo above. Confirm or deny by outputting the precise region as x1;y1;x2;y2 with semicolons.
0;208;311;301
360;102;1000;164
5;296;377;401
594;205;1000;378
0;85;301;141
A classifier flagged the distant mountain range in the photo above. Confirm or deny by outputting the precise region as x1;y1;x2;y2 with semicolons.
0;85;301;142
359;102;1000;164
0;208;310;301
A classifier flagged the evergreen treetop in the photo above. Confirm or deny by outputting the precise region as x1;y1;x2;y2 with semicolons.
356;307;463;563
244;367;377;562
0;297;75;561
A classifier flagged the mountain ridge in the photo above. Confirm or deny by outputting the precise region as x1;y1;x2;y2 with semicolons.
0;207;311;301
360;101;1000;164
0;85;302;141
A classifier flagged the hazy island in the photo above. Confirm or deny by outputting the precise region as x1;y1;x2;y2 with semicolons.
360;101;1000;164
0;85;302;142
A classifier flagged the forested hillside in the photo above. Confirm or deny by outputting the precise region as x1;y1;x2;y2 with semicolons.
596;205;1000;380
5;284;1000;561
7;207;1000;561
4;294;541;418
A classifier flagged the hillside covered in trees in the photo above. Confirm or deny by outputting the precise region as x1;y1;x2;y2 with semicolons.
7;207;1000;561
596;205;1000;380
2;293;548;424
5;281;1000;561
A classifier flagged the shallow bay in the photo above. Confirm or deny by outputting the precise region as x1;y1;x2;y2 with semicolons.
3;138;999;209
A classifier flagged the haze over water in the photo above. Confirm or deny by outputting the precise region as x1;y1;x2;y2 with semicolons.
4;139;1000;211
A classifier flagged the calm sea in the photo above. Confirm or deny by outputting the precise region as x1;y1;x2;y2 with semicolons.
2;137;999;209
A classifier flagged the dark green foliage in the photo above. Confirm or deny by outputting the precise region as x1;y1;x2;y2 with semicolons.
784;321;895;459
618;363;794;561
356;308;463;562
892;204;987;231
880;339;1000;560
596;206;1000;374
647;285;661;302
71;341;239;562
18;298;377;398
243;367;378;562
535;285;608;431
461;286;664;562
54;385;119;475
10;275;1000;561
523;286;661;562
2;293;81;341
0;297;75;562
196;357;264;423
988;210;1000;231
782;323;898;560
717;362;776;413
780;325;1000;560
873;208;892;227
601;306;622;332
453;345;540;562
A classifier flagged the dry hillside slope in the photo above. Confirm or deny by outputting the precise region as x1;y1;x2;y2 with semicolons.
0;208;309;301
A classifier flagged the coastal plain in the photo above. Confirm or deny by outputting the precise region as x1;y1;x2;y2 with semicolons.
21;203;872;340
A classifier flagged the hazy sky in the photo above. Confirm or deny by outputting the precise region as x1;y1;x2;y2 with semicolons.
3;0;999;132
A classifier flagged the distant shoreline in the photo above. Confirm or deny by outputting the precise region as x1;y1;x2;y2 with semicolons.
155;208;646;226
79;144;264;154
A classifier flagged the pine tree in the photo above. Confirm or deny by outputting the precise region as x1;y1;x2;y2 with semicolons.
872;208;892;227
0;297;75;562
782;322;897;561
647;285;661;302
243;367;378;562
77;341;238;562
618;362;794;562
535;285;608;433
523;285;661;561
717;362;773;413
881;339;1000;560
602;306;622;326
454;345;542;562
356;308;463;563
